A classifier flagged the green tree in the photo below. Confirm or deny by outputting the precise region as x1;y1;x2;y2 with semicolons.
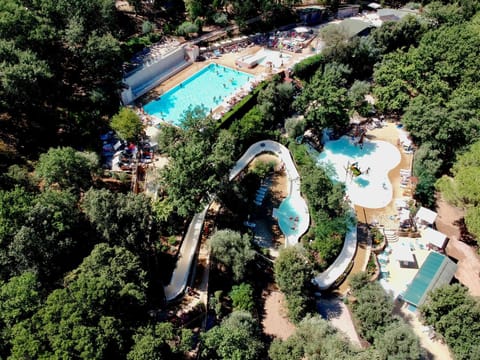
350;274;395;343
294;63;351;136
436;140;480;241
0;40;52;109
274;245;313;322
9;243;148;360
419;283;473;325
127;323;182;360
8;190;82;284
0;272;41;355
35;147;98;191
160;113;235;217
110;107;144;143
284;116;306;140
371;15;428;54
269;314;359;360
257;79;295;127
348;80;371;113
229;283;254;312
0;187;34;279
82;189;155;260
374;322;422;360
176;22;199;38
420;284;480;360
200;311;264;360
208;230;256;282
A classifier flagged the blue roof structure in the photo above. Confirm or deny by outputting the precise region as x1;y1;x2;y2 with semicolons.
401;252;457;307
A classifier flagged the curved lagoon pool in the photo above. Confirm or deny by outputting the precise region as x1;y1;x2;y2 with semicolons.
316;136;401;209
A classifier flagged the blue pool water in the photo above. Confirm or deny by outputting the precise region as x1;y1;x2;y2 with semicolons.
143;63;253;126
277;196;303;238
315;136;401;209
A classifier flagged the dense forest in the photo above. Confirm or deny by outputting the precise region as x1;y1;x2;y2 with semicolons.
1;0;480;359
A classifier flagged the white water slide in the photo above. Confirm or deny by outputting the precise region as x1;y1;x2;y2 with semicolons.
164;140;355;301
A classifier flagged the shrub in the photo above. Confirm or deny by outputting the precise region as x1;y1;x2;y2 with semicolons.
292;54;325;80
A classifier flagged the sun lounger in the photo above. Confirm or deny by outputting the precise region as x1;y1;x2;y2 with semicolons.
255;195;265;202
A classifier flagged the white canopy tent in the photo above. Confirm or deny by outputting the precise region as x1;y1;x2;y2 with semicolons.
368;2;382;9
424;227;448;249
394;244;415;263
294;26;310;33
416;207;437;226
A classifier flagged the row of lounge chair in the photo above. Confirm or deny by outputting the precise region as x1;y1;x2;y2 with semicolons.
254;179;272;206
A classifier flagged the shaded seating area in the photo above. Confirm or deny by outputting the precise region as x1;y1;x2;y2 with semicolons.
415;206;437;229
424;227;448;252
394;243;417;268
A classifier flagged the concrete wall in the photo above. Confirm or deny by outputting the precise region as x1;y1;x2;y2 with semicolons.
121;46;190;104
337;5;360;19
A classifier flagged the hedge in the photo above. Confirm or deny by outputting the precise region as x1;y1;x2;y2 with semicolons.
216;80;268;130
292;53;325;80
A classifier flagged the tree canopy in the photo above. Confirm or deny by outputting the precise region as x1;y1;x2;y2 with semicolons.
35;147;98;191
420;284;480;360
160;113;236;217
208;229;256;282
110;107;144;143
436;140;480;242
200;311;264;360
9;243;148;359
274;245;314;322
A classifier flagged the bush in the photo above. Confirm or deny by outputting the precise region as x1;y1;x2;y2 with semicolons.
251;160;275;178
217;81;268;130
142;21;155;34
213;12;228;26
292;54;325;80
229;283;254;312
177;22;199;38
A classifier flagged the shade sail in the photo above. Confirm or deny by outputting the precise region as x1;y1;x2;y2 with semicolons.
416;207;437;225
424;227;447;248
394;244;415;263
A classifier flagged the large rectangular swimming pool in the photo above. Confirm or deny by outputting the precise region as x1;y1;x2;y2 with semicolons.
143;63;253;126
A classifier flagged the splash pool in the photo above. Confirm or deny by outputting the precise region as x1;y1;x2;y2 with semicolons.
143;63;253;126
276;195;309;239
316;136;401;209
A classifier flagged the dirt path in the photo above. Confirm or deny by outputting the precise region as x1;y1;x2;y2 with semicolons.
436;196;480;296
262;291;296;340
317;296;363;348
394;303;453;360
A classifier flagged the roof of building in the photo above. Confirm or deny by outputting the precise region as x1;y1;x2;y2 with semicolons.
416;207;437;225
338;18;373;38
424;228;448;248
402;252;457;307
378;8;419;21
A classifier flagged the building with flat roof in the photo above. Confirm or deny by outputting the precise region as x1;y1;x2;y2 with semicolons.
338;18;374;38
401;252;457;308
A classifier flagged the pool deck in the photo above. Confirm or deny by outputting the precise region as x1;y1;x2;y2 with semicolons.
137;45;309;106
